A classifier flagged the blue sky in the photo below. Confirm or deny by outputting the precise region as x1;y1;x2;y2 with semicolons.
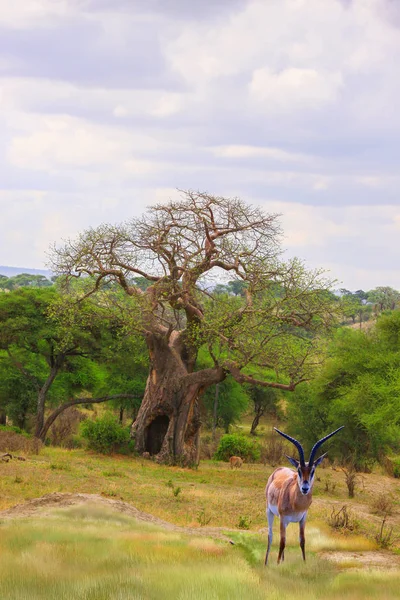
0;0;399;290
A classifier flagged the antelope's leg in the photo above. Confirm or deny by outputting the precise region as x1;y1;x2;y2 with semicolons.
299;514;306;561
264;507;274;565
277;519;286;564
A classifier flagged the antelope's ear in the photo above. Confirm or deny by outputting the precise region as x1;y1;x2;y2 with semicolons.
313;452;328;467
286;455;300;469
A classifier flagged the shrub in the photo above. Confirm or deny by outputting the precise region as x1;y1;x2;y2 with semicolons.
341;461;363;498
260;435;285;466
328;505;358;532
370;493;394;516
374;516;395;549
392;457;400;478
238;515;252;530
214;434;260;462
200;432;221;460
48;408;86;447
197;508;212;527
80;413;131;454
0;428;42;455
0;425;25;435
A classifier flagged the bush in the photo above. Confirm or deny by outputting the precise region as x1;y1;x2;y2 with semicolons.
200;431;221;460
0;428;42;455
49;408;86;447
392;457;400;478
260;435;286;466
370;493;394;516
214;433;260;462
0;424;27;436
328;505;358;532
80;413;131;455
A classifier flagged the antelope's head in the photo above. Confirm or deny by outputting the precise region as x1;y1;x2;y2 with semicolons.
274;427;344;496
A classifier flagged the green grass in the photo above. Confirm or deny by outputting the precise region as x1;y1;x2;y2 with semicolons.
1;443;400;598
1;506;400;600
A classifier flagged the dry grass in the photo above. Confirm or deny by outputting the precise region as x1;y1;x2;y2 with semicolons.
0;430;42;455
370;493;395;517
1;506;400;600
1;439;400;599
48;408;86;448
0;446;399;547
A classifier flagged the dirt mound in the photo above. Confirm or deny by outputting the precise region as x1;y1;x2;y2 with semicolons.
0;492;232;541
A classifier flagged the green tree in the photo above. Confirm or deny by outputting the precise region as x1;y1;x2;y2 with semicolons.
367;287;400;313
339;289;373;328
0;288;142;440
202;376;249;433
0;273;53;290
286;312;400;469
339;289;362;324
247;384;279;435
50;191;335;464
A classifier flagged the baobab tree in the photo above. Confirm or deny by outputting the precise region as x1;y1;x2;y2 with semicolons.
51;191;335;465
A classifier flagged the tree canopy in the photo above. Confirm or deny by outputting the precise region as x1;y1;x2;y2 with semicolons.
0;287;145;440
50;191;337;463
51;191;335;391
286;310;400;469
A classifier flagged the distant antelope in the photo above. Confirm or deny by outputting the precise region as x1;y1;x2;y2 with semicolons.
229;456;243;469
265;426;344;565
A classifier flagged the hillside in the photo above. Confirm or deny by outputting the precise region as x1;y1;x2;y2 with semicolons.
0;266;51;278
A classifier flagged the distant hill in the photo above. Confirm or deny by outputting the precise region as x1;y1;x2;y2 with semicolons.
0;266;51;278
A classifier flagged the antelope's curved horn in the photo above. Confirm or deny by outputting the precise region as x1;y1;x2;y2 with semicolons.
308;426;344;466
274;427;305;466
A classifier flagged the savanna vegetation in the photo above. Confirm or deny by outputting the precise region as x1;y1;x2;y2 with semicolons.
1;192;400;598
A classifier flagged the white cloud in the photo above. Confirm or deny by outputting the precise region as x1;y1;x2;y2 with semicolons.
7;114;159;171
150;93;185;118
249;68;343;111
211;145;310;163
0;0;73;28
0;0;400;293
253;200;400;289
259;200;352;248
113;105;130;118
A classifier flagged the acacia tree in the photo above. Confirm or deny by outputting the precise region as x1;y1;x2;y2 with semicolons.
51;191;335;464
248;385;279;435
0;287;141;440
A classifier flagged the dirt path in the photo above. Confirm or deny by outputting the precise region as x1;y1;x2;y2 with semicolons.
319;550;400;571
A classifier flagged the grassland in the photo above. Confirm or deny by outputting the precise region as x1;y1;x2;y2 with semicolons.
1;446;400;599
0;503;400;600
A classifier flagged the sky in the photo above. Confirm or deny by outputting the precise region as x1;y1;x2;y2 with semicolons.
0;0;400;291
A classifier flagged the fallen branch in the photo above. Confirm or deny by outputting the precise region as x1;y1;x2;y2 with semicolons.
1;453;26;462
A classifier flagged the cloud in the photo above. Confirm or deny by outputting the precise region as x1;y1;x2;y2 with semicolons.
211;145;310;163
0;0;399;291
249;68;343;111
7;114;160;172
256;200;400;289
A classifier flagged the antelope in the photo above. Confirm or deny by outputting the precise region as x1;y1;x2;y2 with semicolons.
230;456;243;469
265;426;344;565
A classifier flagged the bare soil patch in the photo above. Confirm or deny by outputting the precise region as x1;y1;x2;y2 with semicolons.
320;550;400;571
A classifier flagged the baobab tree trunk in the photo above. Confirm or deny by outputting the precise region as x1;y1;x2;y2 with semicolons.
131;331;221;466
